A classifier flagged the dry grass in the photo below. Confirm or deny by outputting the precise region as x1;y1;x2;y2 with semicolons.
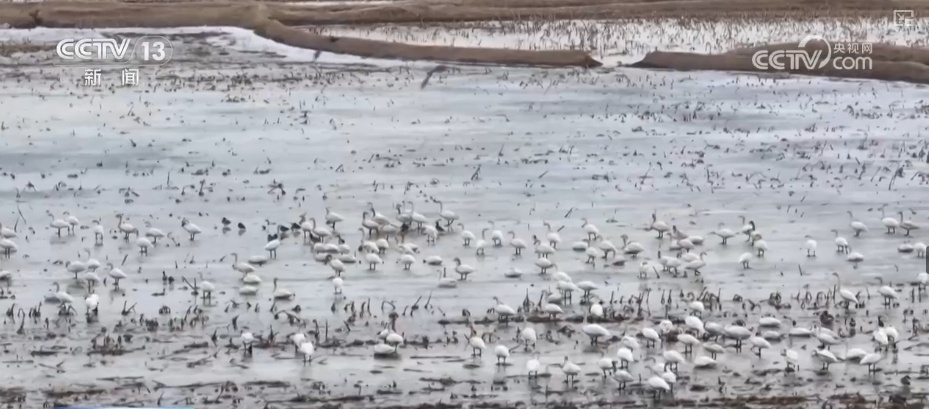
0;42;53;57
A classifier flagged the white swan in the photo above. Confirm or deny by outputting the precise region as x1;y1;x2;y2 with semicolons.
272;278;295;300
581;218;599;240
711;223;736;245
459;223;475;247
494;345;511;365
738;252;752;269
307;216;332;238
107;263;128;289
374;343;398;358
613;369;634;390
597;236;617;258
739;216;755;239
749;333;772;356
526;352;541;377
398;253;416;270
437;268;457;288
453;257;475;280
0;222;16;239
520;327;537;349
63;211;80;234
436;200;458;228
116;214;137;240
539;291;564;318
0;238;16;258
543;222;562;248
646;374;671;398
92;220;104;243
145;224;166;244
685;315;704;332
366;202;392;226
621;234;645;258
468;329;486;357
880;208;899;234
65;260;87;280
53;283;74;304
693;355;717;368
649;212;670;239
831;229;848;253
83;271;102;290
48;211;70;236
249;254;269;266
684;252;708;275
404;201;429;228
585;246;604;264
534;257;555;274
876;278;898;306
814;348;839;371
325;207;344;228
508;231;527;255
616;347;635;369
492;297;517;322
533;237;555;258
84;293;100;314
899;211;920;236
804;235;817;257
84;249;100;271
832;272;859;308
489;222;504;247
136;237;153;255
641;327;661;348
754;239;768;257
859;350;882;373
265;238;281;258
504;267;523;278
230;252;256;274
198;274;216;300
181;218;202;240
365;252;384;271
474;228;488;256
299;341;315;364
846;211;868;237
582;323;611;345
846;249;865;268
914;242;927;258
561;357;582;383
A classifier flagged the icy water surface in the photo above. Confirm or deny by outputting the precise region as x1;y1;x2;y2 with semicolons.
0;56;928;408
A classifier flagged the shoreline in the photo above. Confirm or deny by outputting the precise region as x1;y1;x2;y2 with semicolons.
0;3;928;83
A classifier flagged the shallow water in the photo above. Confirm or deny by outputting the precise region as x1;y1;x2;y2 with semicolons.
0;32;929;408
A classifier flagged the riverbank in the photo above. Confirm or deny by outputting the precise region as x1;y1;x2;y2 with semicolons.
1;1;929;80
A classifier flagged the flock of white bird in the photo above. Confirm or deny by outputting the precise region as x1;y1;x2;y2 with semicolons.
0;200;926;400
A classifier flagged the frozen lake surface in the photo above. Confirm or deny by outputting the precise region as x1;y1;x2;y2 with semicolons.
0;26;928;408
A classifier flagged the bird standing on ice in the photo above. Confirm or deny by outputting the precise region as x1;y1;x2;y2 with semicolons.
182;218;202;241
804;235;817;257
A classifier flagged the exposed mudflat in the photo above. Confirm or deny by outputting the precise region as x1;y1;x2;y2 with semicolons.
0;25;928;409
